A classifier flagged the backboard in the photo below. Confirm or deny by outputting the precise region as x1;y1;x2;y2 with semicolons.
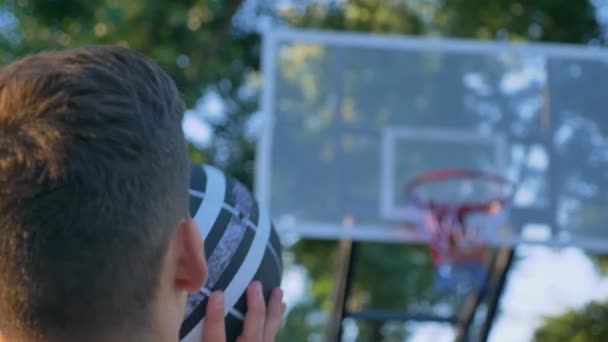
255;29;608;252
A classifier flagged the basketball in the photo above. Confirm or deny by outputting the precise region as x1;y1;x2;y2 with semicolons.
179;164;283;342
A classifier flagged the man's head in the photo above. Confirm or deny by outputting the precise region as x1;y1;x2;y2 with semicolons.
0;46;207;341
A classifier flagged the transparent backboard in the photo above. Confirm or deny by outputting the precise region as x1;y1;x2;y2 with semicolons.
255;29;608;252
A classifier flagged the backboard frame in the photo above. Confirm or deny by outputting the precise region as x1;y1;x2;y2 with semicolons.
380;126;507;222
255;28;608;252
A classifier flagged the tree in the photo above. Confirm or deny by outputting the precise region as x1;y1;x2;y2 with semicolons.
1;0;605;340
533;301;608;342
1;0;266;185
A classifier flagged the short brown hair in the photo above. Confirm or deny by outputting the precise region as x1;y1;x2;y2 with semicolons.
0;46;189;341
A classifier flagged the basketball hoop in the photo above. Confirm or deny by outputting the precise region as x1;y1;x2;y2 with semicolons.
404;168;515;291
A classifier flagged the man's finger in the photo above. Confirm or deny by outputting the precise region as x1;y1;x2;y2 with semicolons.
263;288;285;342
203;291;226;342
238;281;266;341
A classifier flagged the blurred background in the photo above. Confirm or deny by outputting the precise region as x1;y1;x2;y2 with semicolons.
2;0;608;341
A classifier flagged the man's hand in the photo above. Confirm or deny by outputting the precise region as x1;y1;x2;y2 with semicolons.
202;282;286;342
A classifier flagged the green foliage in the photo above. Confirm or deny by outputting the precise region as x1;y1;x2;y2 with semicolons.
533;301;608;342
434;0;600;43
281;0;600;43
2;0;606;340
281;0;425;34
1;0;259;185
276;300;326;342
596;255;608;275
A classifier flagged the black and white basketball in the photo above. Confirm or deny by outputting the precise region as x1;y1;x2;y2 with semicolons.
180;164;283;342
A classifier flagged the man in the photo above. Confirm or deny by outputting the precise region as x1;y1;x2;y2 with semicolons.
0;45;284;341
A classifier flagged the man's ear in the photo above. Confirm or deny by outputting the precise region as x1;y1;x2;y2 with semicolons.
173;219;207;293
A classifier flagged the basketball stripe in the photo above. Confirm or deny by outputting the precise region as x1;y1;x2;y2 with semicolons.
185;288;209;317
189;195;202;218
192;165;226;238
231;247;283;315
202;287;246;321
222;203;241;217
181;318;204;342
181;299;243;342
180;295;209;339
189;189;205;199
181;310;244;342
207;219;282;296
229;308;244;320
222;206;272;317
190;164;207;191
225;312;244;342
269;225;281;255
224;178;256;217
267;243;282;276
205;213;249;289
189;188;261;236
188;164;205;218
211;228;255;295
257;247;283;290
203;209;232;257
190;194;257;230
268;226;283;272
180;290;244;340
